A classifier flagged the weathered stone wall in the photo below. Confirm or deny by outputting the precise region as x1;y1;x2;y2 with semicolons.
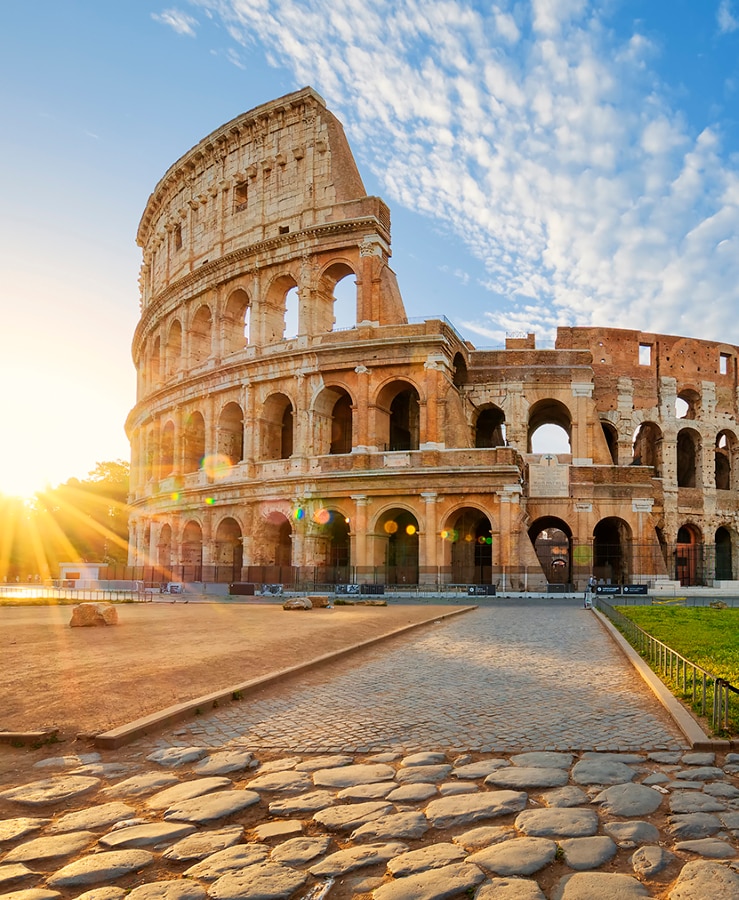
127;89;739;590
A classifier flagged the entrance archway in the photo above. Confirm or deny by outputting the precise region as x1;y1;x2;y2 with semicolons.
675;524;703;586
214;517;243;583
528;518;572;585
715;526;732;581
378;508;419;585
445;508;493;584
593;518;632;585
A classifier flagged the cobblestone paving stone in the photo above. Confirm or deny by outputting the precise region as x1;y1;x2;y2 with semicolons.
153;602;685;753
2;601;738;899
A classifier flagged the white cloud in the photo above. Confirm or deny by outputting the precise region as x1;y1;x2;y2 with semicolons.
194;0;739;345
718;0;739;34
152;8;199;37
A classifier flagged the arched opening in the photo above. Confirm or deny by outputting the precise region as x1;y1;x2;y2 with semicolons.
160;420;175;478
262;394;294;460
715;526;733;581
149;336;161;387
214;517;243;582
528;518;572;586
676;388;700;420
217;402;244;465
184;411;206;473
329;267;357;331
475;406;506;448
675;524;703;586
452;352;468;388
224;288;250;353
157;524;172;580
165;320;182;377
190;305;212;365
378;508;419;585
445;508;493;584
527;399;572;454
330;391;353;455
377;381;420;451
593;517;632;585
677;428;700;488
715;431;734;491
284;286;299;339
632;422;662;474
181;520;203;580
601;421;619;465
313;508;351;582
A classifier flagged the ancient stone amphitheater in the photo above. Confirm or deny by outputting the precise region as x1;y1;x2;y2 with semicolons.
126;87;739;592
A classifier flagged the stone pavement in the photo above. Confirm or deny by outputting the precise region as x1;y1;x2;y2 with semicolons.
151;600;685;753
1;600;738;899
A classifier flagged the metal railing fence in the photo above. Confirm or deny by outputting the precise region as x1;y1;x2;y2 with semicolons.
595;597;738;734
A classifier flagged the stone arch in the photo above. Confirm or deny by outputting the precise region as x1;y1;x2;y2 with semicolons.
183;410;206;473
601;420;619;465
632;421;662;473
217;402;244;465
181;519;203;577
715;526;733;581
190;304;213;366
677;427;701;488
452;352;468;388
676;386;700;420
313;385;354;455
223;288;250;354
259;511;293;568
443;506;493;584
375;507;420;585
376;380;421;452
214;516;243;581
474;405;506;448
262;393;294;460
160;419;175;478
527;399;572;454
312;507;352;577
675;523;703;586
319;261;357;333
715;430;736;491
165;319;182;377
263;273;299;344
593;517;632;585
528;518;572;586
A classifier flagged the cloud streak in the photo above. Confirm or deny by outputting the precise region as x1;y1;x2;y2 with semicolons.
195;0;739;345
152;7;199;37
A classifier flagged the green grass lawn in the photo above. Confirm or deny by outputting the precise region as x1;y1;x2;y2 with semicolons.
614;605;739;684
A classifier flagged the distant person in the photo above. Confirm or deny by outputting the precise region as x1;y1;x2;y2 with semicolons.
584;575;596;608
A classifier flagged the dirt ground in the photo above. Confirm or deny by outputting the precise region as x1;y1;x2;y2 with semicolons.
0;600;451;738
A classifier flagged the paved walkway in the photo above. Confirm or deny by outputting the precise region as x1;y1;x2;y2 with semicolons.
146;600;686;755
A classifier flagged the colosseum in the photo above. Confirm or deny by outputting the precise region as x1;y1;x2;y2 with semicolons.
126;86;739;593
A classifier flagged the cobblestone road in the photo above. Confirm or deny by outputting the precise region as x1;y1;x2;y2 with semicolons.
148;600;686;755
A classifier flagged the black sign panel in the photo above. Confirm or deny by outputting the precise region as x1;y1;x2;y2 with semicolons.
595;585;621;595
622;584;648;595
467;585;497;596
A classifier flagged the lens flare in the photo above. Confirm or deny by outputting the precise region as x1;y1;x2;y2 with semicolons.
384;520;398;534
170;492;180;502
405;524;416;536
573;545;593;566
313;508;331;525
205;497;215;506
293;507;305;521
202;453;232;480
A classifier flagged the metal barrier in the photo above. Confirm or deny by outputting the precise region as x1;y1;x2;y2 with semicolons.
595;597;737;733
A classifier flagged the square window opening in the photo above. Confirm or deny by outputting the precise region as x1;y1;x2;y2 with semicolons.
638;344;652;366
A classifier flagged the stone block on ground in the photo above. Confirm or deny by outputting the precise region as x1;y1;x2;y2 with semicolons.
69;603;118;627
282;598;312;610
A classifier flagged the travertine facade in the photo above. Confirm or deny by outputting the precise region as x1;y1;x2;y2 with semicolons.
127;88;739;590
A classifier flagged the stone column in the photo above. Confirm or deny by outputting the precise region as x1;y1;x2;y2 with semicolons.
420;492;439;584
350;495;369;574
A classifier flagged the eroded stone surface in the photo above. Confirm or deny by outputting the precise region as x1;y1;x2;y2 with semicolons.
468;836;557;876
46;850;154;888
425;791;527;829
667;859;739;899
208;862;308;900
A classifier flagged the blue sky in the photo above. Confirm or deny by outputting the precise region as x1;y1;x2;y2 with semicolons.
1;0;738;495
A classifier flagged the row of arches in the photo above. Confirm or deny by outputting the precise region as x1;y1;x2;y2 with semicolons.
631;423;737;489
142;506;736;588
141;269;358;390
